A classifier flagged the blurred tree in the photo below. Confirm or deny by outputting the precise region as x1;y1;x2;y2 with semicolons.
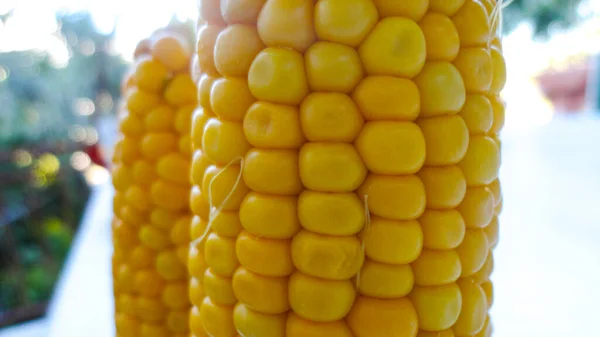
503;0;585;37
0;12;127;146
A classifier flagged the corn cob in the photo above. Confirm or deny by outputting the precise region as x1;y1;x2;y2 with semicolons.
113;28;196;337
191;0;505;336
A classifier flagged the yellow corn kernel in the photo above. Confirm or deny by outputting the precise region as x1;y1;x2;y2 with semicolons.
174;105;194;134
162;282;189;309
135;297;167;322
490;47;507;94
134;56;169;93
236;231;294;277
239;193;300;239
305;42;363;93
117;294;136;316
418;166;467;209
472;250;494;284
221;0;266;24
289;272;356;322
358;174;426;220
489;95;506;134
203;118;252;164
292;230;364;280
189;306;205;336
300;93;363;142
411;249;462;286
189;245;208;279
372;0;429;20
198;75;216;110
191;108;213;148
286;312;353;337
164;74;197;106
457;187;495;229
243;149;302;195
170;216;191;245
190;277;205;307
453;47;493;94
125;185;151;211
356;121;426;175
453;279;487;336
156;249;187;281
157;153;190;185
459;95;494;135
191;215;208;241
167;310;189;333
233;267;290;314
299;143;366;192
203;268;237;305
298;191;364;236
481;281;494;309
452;0;490;47
190;150;213;187
347;296;418;337
141;133;178;159
410;284;462;331
458;136;500;186
116;313;140;337
134;270;165;297
119;113;145;137
129;246;155;269
430;0;465;16
214;24;264;77
359;17;426;78
151;180;189;211
210;77;256;122
456;229;489;277
132;160;158;186
233;303;287;337
352;76;420;121
314;0;377;48
418;329;455;337
362;217;423;264
419;210;463;255
256;0;316;52
199;0;224;24
150;208;180;230
419;114;470;165
139;225;170;250
211;211;243;237
126;88;160;116
145;104;176;132
202;164;249;210
196;25;222;76
484;216;499;248
419;12;460;61
358;260;414;298
415;62;466;117
151;34;191;72
248;47;309;105
244;102;306;148
199;297;236;337
204;233;239;276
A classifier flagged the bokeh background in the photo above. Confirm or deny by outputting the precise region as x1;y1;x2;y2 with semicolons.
1;0;599;336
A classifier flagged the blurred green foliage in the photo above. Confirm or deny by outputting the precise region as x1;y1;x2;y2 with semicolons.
504;0;585;37
0;12;127;146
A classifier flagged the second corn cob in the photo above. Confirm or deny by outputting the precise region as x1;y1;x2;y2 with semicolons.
191;0;505;336
112;27;197;337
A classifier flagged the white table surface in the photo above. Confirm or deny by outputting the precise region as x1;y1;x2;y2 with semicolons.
42;115;600;337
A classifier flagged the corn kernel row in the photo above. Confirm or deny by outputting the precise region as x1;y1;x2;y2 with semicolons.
191;0;505;336
112;29;197;337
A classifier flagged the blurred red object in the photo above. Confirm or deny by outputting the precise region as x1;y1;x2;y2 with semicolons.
84;143;108;168
536;60;589;113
